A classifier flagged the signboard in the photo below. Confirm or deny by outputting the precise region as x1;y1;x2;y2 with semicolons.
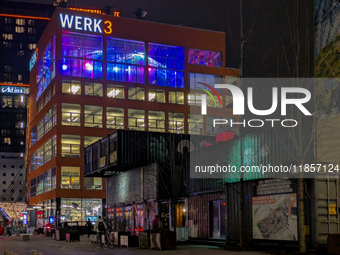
329;204;337;215
252;193;298;241
1;86;29;94
29;48;38;71
59;13;113;35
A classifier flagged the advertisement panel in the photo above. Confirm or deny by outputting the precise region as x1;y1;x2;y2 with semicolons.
252;193;297;241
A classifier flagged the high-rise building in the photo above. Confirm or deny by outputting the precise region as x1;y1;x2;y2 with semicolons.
27;7;237;227
0;1;54;205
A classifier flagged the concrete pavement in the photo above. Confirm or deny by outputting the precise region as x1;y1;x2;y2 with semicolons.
0;235;267;255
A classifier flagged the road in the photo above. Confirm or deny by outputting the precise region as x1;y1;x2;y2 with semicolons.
0;235;267;255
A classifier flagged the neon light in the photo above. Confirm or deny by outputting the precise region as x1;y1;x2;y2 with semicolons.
62;64;68;71
85;62;93;71
67;7;105;15
0;14;50;20
0;83;29;87
29;48;38;71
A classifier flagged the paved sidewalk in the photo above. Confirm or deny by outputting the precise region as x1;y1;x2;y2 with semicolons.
0;235;267;255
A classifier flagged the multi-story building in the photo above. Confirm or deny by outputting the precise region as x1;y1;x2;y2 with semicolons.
0;1;53;85
0;1;53;209
27;7;237;227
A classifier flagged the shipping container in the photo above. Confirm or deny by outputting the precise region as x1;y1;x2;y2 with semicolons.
311;176;340;248
85;129;215;177
189;128;314;181
188;192;225;239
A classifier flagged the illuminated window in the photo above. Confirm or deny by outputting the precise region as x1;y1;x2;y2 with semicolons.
37;99;43;113
84;177;103;190
16;19;25;25
37;36;56;99
106;107;124;129
30;178;36;197
84;105;103;128
52;136;57;158
14;95;26;108
44;88;51;105
207;116;222;136
148;111;165;132
169;91;184;104
17;50;24;57
188;48;222;67
62;32;103;79
84;136;102;147
36;146;44;168
85;82;103;97
188;114;204;135
128;109;145;131
168;112;184;133
107;38;144;64
2;96;13;108
207;95;222;108
30;126;37;147
61;135;80;157
148;89;165;103
148;43;184;88
107;38;145;84
5;18;13;24
61;103;81;126
28;19;34;26
51;167;56;190
188;73;222;90
225;95;233;109
62;80;81;95
107;84;124;99
18;74;22;81
44;139;52;163
2;34;13;40
44;109;52;133
37;174;43;195
61;166;80;189
30;152;36;172
4;137;11;145
2;42;11;48
107;63;144;83
15;26;25;33
37;119;44;140
128;86;145;100
28;43;37;50
28;27;35;34
188;93;202;106
44;169;51;193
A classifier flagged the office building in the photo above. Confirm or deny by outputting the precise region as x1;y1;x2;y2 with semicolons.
27;7;237;227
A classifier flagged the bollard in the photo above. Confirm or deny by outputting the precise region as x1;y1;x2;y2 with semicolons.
31;250;38;255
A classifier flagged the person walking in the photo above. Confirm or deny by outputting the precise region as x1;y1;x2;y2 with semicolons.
94;216;107;248
85;218;93;238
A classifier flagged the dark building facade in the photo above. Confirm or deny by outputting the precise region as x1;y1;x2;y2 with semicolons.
0;1;53;85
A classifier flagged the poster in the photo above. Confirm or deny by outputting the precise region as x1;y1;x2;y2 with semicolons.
252;193;297;241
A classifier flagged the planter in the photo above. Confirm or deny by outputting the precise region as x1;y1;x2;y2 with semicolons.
139;231;150;249
150;231;176;250
113;231;130;246
55;229;67;241
66;232;80;242
120;235;139;247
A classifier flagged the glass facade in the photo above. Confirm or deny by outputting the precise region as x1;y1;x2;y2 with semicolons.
169;112;185;133
148;89;165;103
60;198;102;223
37;34;56;100
61;134;80;157
128;86;145;100
106;107;124;129
62;32;103;79
148;43;184;88
128;109;145;131
106;38;145;83
84;105;103;128
61;166;80;189
148;111;165;132
61;103;81;126
188;48;222;67
62;80;81;95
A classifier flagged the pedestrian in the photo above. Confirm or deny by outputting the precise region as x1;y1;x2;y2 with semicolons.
152;215;161;229
85;218;93;238
93;216;107;248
